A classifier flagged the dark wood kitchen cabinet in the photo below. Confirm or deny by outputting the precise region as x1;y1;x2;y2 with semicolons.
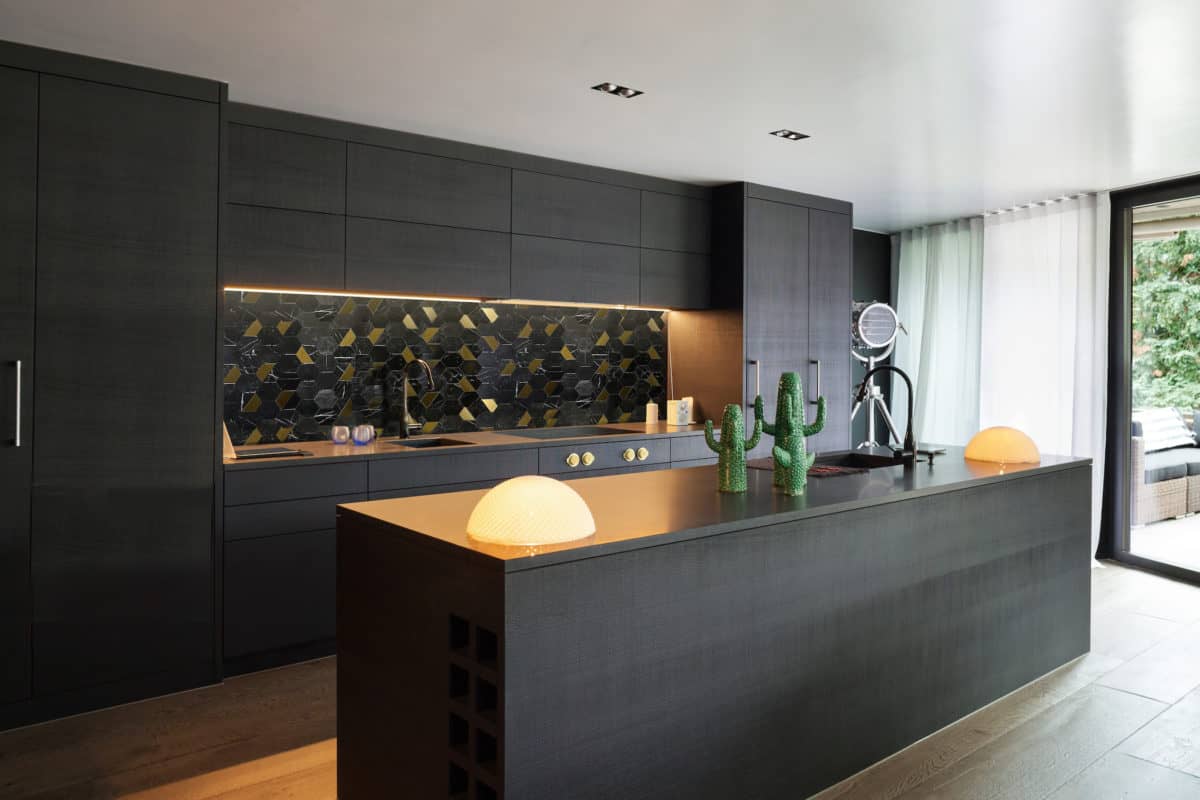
0;65;37;705
345;217;509;298
639;249;710;309
640;190;710;253
682;183;852;456
226;123;346;214
511;235;639;305
744;197;811;458
512;170;640;246
347;144;510;231
806;208;852;452
223;203;345;290
31;74;218;696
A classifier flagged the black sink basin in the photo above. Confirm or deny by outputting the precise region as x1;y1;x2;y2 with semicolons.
388;437;472;449
812;451;902;469
505;426;633;441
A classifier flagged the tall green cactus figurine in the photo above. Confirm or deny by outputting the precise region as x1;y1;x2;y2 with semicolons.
755;371;825;495
704;404;763;493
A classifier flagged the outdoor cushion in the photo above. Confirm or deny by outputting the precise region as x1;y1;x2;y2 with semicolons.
1144;447;1200;481
1134;408;1196;453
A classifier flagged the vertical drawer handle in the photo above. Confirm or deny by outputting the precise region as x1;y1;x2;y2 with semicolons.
810;359;821;404
12;360;20;448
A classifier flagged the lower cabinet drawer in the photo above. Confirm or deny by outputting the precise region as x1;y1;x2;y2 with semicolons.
669;434;714;463
224;493;367;541
670;457;718;469
369;449;538;493
549;462;670;480
538;438;669;475
224;529;335;659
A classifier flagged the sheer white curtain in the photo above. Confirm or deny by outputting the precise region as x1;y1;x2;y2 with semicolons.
892;218;984;446
980;194;1110;557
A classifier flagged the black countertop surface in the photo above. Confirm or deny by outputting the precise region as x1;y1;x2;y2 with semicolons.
339;447;1091;572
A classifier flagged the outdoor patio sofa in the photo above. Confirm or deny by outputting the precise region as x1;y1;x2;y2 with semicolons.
1131;409;1200;525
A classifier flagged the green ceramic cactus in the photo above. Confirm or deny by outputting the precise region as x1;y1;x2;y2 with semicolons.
704;403;763;493
755;371;826;495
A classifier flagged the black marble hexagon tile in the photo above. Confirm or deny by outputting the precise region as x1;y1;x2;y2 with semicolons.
222;291;669;444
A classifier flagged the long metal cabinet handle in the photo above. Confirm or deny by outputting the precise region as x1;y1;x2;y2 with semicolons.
748;359;761;400
811;359;821;404
13;360;21;447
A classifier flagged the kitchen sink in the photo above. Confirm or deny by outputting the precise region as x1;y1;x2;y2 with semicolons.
504;426;633;441
388;437;472;449
812;451;902;469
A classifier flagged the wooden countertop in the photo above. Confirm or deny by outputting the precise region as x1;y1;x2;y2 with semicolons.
223;421;708;470
338;448;1091;571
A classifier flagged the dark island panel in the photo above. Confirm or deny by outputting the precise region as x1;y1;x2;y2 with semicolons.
502;463;1091;798
337;458;1092;799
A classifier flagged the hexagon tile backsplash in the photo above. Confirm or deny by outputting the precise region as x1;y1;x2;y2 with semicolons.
222;291;669;444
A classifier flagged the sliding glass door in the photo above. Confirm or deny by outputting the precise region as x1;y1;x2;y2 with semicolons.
1111;179;1200;583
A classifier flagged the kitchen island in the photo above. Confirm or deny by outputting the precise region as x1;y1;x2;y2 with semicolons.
336;450;1092;799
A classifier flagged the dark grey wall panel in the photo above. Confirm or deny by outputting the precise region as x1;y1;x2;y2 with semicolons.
223;204;345;289
640;191;710;253
510;235;639;305
226;123;345;214
345;217;509;298
32;75;218;695
512;171;640;246
347;144;510;231
0;65;36;705
224;461;367;506
224;529;336;658
368;449;538;493
639;249;710;309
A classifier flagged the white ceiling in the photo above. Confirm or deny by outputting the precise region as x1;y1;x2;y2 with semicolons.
3;0;1200;232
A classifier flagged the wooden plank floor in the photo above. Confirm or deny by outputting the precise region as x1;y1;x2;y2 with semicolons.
0;562;1198;799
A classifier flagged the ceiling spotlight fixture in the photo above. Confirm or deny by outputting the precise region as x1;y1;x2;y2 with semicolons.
592;82;643;99
770;129;810;141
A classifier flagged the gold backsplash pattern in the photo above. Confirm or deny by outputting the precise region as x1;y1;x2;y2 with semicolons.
223;291;668;444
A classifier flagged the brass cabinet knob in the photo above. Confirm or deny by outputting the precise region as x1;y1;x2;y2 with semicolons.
565;452;580;468
581;451;595;466
636;447;649;461
622;448;636;462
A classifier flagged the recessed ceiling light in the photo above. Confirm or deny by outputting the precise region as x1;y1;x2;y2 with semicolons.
592;82;643;99
770;129;810;141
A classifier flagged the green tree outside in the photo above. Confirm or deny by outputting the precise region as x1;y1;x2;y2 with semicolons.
1133;231;1200;410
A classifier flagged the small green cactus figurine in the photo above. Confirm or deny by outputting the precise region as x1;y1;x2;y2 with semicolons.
755;372;826;496
704;404;763;493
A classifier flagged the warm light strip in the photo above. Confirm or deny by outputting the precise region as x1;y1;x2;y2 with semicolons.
492;298;671;313
223;286;671;313
223;286;484;303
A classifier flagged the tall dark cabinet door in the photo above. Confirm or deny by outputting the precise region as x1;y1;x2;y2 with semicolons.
0;66;37;704
32;76;218;694
807;209;852;453
744;198;809;459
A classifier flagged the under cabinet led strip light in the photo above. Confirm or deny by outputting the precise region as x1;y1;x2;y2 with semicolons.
223;286;670;313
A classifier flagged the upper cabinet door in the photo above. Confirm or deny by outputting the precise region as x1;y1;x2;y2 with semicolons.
806;209;852;453
226;123;345;214
347;144;510;232
640;191;710;253
511;235;639;305
512;171;639;246
744;198;809;459
223;204;346;290
0;65;37;706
